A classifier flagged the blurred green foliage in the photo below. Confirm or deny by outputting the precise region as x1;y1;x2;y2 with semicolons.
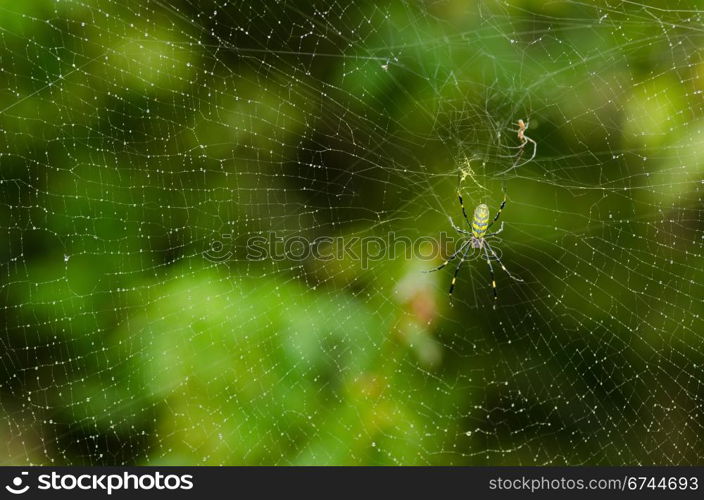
0;0;703;465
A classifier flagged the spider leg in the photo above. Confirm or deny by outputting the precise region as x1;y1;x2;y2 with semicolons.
482;244;498;301
486;194;506;232
485;221;504;237
484;241;524;282
448;244;473;297
512;136;536;168
449;216;470;235
423;240;470;273
456;174;472;229
498;137;536;175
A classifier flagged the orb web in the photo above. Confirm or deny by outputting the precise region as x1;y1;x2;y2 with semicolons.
0;0;703;465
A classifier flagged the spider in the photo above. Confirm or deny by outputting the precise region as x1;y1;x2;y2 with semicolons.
425;188;523;301
500;119;537;174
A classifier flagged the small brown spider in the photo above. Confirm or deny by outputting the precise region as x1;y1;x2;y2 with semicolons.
501;119;537;173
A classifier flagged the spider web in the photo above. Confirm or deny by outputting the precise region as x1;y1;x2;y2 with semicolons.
1;0;703;465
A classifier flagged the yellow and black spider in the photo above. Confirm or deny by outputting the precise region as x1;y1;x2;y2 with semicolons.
426;188;523;300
